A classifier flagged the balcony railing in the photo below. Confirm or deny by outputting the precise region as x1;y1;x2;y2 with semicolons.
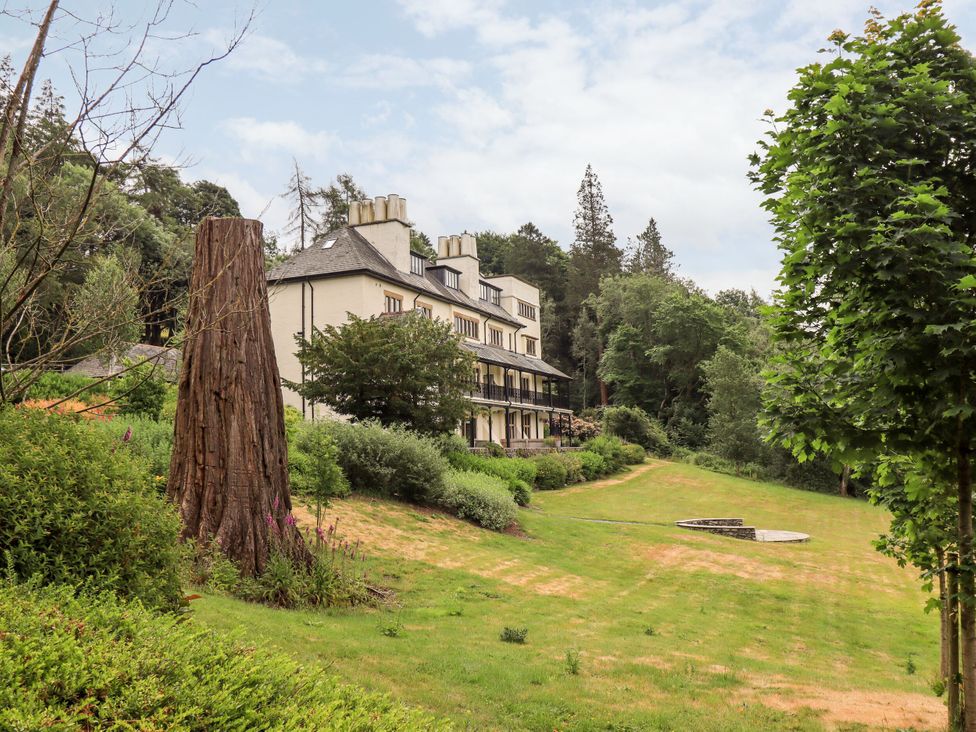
466;380;570;409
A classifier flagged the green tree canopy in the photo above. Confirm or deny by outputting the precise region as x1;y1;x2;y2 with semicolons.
750;5;976;726
289;312;476;434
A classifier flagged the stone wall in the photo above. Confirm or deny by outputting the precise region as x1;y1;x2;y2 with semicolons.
675;519;757;541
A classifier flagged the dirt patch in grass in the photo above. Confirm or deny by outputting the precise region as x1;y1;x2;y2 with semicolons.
741;675;944;731
558;461;665;494
292;497;591;599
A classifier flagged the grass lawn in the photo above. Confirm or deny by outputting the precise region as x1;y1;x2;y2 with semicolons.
194;461;943;731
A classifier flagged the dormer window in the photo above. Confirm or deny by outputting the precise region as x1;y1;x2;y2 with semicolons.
445;270;460;289
480;282;501;306
410;252;425;276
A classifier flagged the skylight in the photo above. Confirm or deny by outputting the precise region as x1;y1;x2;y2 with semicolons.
322;238;337;249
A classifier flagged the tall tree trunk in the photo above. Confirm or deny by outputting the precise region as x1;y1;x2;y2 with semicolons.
839;464;851;497
167;217;310;576
958;442;975;732
951;552;962;730
943;548;952;680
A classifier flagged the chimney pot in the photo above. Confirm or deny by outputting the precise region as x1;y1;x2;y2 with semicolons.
374;195;387;221
348;201;361;225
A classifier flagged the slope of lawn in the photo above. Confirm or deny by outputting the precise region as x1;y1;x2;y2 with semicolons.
194;461;943;731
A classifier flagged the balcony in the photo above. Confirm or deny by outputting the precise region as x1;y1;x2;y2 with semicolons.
466;380;570;409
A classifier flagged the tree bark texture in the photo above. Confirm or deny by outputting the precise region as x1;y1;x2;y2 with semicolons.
167;217;310;576
839;464;851;497
951;553;962;730
958;443;974;732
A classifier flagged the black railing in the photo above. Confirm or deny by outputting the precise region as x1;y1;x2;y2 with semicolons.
466;380;569;409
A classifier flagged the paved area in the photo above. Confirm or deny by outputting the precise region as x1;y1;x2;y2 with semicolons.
755;529;809;543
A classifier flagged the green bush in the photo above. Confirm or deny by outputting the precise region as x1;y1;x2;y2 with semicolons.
0;408;183;610
447;452;537;505
0;582;448;731
111;362;168;420
25;371;110;401
532;454;569;490
89;415;174;485
553;452;584;483
620;442;647;465
317;421;448;503
485;441;506;457
436;470;518;531
290;423;350;509
433;432;470;456
602;405;671;456
577;450;608;480
584;435;627;472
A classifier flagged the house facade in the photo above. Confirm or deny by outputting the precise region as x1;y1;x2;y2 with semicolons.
266;194;573;448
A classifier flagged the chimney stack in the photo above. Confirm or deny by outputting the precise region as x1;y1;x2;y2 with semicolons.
347;194;408;226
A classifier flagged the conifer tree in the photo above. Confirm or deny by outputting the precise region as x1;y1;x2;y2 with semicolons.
627;218;674;278
282;159;320;251
568;164;621;309
319;172;368;232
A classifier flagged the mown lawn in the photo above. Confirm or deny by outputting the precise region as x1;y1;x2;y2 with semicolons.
194;461;943;731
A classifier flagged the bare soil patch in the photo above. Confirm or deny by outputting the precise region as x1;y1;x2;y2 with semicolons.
558;461;665;494
291;496;592;599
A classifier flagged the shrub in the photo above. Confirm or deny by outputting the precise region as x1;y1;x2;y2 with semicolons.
0;582;448;731
434;432;470;457
435;470;518;531
290;423;350;522
447;452;537;505
577;450;608;480
532;454;569;490
318;420;448;503
621;442;647;465
111;361;168;420
584;435;628;472
0;408;183;610
554;452;584;483
603;405;672;456
90;415;174;485
500;627;528;644
566;414;601;442
485;441;506;457
25;371;110;402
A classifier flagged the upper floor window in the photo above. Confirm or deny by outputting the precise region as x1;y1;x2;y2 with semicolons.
453;313;479;339
416;302;433;319
384;292;403;314
525;337;538;356
488;326;503;347
445;269;460;289
517;300;537;321
480;282;501;306
410;252;426;276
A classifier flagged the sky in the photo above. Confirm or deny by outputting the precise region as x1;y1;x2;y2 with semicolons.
4;0;976;295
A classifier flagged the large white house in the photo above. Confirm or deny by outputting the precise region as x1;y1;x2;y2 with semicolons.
266;194;572;447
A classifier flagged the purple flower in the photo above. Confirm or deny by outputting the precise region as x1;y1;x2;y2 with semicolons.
285;514;296;527
315;526;325;540
122;427;132;443
265;513;274;527
272;495;280;511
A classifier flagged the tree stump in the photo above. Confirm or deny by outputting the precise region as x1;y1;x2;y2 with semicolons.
167;217;310;575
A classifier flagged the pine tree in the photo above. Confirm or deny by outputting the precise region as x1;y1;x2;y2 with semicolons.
568;165;621;310
627;218;674;278
282;159;321;251
319;173;368;232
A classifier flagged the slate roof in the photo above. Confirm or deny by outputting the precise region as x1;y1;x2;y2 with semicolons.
267;226;521;327
460;341;571;380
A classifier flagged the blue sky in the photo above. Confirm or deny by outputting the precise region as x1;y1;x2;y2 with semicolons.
5;0;976;295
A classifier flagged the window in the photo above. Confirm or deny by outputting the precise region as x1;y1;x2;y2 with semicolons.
521;376;531;394
410;252;426;276
445;270;460;289
518;300;537;320
453;313;479;339
384;292;403;314
522;413;533;439
480;282;500;306
415;302;433;319
525;337;538;356
488;326;503;347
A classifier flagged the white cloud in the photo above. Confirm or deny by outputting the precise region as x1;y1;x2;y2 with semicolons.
220;118;336;162
338;54;470;89
206;30;328;81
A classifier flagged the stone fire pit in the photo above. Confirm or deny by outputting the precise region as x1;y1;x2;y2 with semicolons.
675;517;809;543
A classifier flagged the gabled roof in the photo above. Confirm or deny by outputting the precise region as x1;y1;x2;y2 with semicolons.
460;341;571;380
267;226;521;327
